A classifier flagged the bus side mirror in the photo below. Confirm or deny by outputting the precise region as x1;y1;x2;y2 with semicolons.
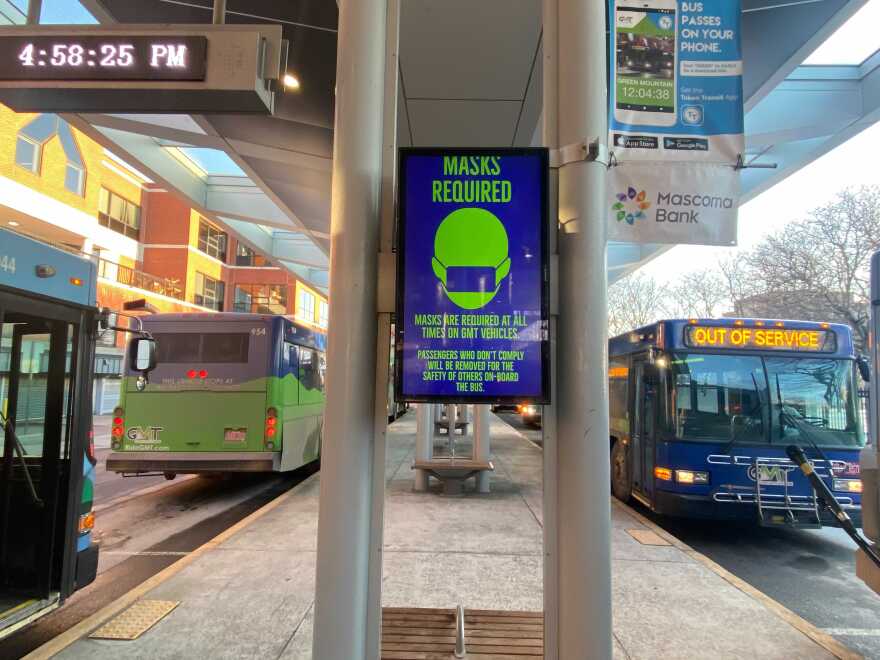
858;355;870;383
130;337;157;373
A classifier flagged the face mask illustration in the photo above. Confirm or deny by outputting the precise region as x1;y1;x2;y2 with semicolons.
431;207;511;310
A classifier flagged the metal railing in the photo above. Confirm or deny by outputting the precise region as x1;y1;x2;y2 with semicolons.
97;258;184;301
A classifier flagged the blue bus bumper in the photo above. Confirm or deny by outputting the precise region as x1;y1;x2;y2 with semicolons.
76;542;99;589
653;490;863;529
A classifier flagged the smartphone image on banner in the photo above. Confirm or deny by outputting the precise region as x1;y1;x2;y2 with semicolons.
614;0;677;128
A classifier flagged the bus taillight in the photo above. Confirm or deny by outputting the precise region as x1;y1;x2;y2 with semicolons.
87;427;97;465
111;407;125;449
265;408;278;448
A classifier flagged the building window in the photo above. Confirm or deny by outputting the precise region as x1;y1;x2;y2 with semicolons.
235;243;269;267
194;272;225;311
198;220;228;261
57;122;85;196
98;188;141;239
297;289;316;322
318;300;329;328
15;136;40;172
14;114;86;195
65;163;85;196
233;284;287;314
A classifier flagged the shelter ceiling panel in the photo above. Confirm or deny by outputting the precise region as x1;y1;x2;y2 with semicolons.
400;0;541;101
407;99;522;147
204;115;333;161
90;0;338;129
741;0;857;107
514;41;542;147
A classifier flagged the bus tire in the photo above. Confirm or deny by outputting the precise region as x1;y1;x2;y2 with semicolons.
611;441;632;503
164;472;177;481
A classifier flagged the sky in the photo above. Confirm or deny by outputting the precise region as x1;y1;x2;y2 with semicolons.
641;0;880;284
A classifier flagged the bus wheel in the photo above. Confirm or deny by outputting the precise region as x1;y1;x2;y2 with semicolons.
164;472;177;481
611;441;632;503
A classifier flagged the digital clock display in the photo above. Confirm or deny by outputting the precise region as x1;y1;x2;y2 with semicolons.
0;35;208;81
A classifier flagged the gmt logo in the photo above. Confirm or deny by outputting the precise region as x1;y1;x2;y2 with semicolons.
747;464;795;486
127;426;164;444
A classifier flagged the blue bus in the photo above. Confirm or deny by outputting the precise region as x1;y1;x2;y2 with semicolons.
0;228;102;639
609;318;866;528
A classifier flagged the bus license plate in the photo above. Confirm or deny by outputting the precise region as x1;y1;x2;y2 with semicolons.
224;428;247;443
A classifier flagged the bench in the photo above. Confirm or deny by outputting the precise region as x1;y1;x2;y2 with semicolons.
413;458;493;495
382;607;543;658
434;419;469;435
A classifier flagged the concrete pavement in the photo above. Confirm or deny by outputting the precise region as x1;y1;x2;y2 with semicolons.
38;412;855;659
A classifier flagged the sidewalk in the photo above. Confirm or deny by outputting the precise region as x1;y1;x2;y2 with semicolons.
40;412;854;659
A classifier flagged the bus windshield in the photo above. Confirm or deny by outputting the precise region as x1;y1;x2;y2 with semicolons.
669;353;864;449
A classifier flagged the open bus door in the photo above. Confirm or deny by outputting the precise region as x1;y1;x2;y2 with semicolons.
0;294;85;636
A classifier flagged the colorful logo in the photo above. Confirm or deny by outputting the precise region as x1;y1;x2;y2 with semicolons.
613;187;651;225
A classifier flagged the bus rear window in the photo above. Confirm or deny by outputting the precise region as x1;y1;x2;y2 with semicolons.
203;333;249;363
153;332;251;364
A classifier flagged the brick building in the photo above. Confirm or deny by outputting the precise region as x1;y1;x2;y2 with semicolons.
0;105;327;413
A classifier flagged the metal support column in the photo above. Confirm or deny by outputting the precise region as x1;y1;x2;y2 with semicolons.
474;405;490;493
415;404;431;492
312;0;390;657
212;0;226;24
544;0;613;657
26;0;41;25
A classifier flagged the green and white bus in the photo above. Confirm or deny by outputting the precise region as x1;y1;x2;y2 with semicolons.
107;313;325;478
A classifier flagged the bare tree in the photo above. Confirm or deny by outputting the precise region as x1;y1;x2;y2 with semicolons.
666;268;729;319
608;272;667;336
745;185;880;347
717;254;755;317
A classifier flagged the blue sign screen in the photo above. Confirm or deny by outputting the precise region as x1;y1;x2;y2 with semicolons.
395;149;549;403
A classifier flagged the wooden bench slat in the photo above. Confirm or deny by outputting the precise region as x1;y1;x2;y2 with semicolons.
382;653;542;660
383;634;542;647
381;607;545;659
382;628;542;640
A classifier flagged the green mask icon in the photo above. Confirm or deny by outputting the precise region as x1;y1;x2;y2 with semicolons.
431;207;511;310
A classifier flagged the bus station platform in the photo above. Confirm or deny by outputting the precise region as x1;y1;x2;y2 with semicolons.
36;412;855;660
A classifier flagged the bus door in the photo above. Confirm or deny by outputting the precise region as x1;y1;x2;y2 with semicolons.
631;358;658;498
0;300;75;615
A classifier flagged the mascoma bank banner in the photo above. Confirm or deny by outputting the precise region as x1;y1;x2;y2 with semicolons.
607;0;743;245
395;148;550;404
608;162;737;245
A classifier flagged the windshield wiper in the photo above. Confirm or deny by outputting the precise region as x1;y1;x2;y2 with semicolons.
775;374;833;472
720;373;764;456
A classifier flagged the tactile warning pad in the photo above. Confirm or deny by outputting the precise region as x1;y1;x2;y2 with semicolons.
626;528;671;546
89;599;179;640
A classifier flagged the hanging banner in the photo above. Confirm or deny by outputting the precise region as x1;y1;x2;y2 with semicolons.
395;148;550;404
608;162;737;245
607;0;744;245
609;0;744;163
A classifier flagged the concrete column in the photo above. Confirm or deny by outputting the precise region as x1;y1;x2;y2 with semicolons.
415;403;431;492
312;0;388;657
474;405;491;493
546;0;613;657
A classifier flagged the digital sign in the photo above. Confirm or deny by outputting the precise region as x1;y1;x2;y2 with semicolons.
0;36;207;81
395;148;549;404
683;325;837;353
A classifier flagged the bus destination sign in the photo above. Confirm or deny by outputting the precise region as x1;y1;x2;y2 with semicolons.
684;325;837;353
395;148;549;404
0;35;208;81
